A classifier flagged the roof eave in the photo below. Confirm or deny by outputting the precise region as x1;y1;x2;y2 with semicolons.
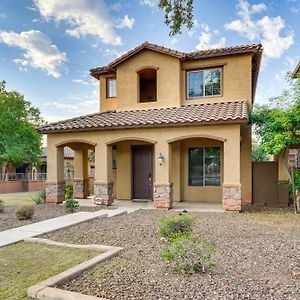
37;118;249;134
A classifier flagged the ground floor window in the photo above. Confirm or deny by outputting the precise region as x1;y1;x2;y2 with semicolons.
188;147;221;186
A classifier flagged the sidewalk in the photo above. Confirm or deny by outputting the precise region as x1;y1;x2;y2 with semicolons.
0;207;133;248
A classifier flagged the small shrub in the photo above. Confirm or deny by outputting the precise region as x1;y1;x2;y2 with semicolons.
65;184;73;199
0;200;4;213
16;205;35;220
32;189;46;205
64;198;79;213
158;212;195;240
160;233;214;274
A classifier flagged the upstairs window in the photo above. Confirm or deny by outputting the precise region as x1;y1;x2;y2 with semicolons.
138;68;157;103
106;78;116;98
187;68;221;99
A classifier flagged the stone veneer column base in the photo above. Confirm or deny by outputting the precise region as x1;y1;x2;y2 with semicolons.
73;178;89;199
94;182;114;206
46;182;65;204
154;183;173;209
222;184;242;211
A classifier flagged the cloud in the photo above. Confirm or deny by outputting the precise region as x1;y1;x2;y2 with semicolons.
73;78;98;86
44;98;98;114
0;30;67;78
34;0;135;46
104;48;126;58
115;15;135;29
196;24;226;50
225;0;294;60
140;0;158;7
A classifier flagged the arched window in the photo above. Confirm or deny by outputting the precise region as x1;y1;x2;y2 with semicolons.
138;68;157;103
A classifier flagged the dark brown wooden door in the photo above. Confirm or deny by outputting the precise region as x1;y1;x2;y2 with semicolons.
132;146;153;199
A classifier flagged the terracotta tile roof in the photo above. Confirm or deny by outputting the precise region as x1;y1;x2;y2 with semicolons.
90;41;262;77
38;101;249;133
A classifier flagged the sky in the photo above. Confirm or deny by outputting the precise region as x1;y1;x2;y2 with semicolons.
0;0;299;122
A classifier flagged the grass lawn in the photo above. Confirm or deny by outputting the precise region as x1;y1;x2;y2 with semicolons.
0;192;39;207
0;241;99;300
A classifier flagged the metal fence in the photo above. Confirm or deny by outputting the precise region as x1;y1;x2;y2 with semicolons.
0;171;95;182
0;173;47;181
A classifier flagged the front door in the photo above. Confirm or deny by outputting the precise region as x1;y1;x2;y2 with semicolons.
132;146;153;199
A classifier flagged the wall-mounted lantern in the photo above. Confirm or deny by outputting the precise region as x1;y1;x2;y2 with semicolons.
158;153;164;165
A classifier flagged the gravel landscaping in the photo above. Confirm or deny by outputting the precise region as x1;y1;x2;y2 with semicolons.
41;209;300;300
0;204;103;231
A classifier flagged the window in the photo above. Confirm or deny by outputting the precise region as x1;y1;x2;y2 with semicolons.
138;68;157;102
106;78;116;98
188;147;221;186
187;68;221;99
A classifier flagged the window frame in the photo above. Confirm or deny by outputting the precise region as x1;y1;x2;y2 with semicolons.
186;67;222;100
188;147;221;187
106;77;117;98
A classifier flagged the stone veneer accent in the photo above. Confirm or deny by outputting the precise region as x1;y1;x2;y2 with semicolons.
223;184;242;211
94;182;114;206
73;178;89;199
154;183;173;209
46;182;65;204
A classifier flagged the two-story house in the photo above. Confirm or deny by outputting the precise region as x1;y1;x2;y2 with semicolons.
38;42;263;211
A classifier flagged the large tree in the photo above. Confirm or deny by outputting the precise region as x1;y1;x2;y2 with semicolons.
251;74;300;212
0;81;44;179
159;0;194;36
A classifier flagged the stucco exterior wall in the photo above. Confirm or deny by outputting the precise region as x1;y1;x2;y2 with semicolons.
116;49;181;111
98;52;253;113
180;138;223;203
46;123;246;203
181;54;253;106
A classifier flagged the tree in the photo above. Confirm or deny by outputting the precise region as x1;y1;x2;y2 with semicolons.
252;142;269;162
251;74;300;212
0;81;44;180
159;0;194;36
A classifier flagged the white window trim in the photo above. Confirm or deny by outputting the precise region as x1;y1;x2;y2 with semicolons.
186;68;222;99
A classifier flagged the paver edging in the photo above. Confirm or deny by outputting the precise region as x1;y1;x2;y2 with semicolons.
26;237;122;300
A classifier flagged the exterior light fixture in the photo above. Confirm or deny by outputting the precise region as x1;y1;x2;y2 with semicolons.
158;153;164;165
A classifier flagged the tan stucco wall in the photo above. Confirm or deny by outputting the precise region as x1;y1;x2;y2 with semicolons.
98;51;254;113
179;138;223;203
46;123;250;203
116;49;181;111
181;54;253;106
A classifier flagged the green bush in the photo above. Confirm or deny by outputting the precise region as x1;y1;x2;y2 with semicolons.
16;205;35;220
160;233;214;274
32;189;46;205
158;213;195;240
64;198;79;213
65;184;73;199
0;200;4;213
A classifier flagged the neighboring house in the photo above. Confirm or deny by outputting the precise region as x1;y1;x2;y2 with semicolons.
39;147;95;178
38;42;264;211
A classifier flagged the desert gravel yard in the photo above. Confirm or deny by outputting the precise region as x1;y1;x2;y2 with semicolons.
42;209;300;300
0;204;103;231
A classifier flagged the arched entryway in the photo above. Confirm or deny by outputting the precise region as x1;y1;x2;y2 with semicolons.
46;140;96;203
106;138;156;201
168;135;224;204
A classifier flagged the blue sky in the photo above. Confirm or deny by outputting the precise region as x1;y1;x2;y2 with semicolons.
0;0;299;122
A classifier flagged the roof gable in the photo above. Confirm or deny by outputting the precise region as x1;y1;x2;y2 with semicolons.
90;41;262;79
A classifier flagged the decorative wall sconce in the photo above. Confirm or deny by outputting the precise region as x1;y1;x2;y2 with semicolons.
158;153;164;165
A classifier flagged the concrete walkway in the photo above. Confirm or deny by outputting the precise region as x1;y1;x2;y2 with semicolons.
0;207;135;248
78;198;224;212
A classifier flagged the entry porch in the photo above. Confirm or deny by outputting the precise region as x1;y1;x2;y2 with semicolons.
45;124;245;211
